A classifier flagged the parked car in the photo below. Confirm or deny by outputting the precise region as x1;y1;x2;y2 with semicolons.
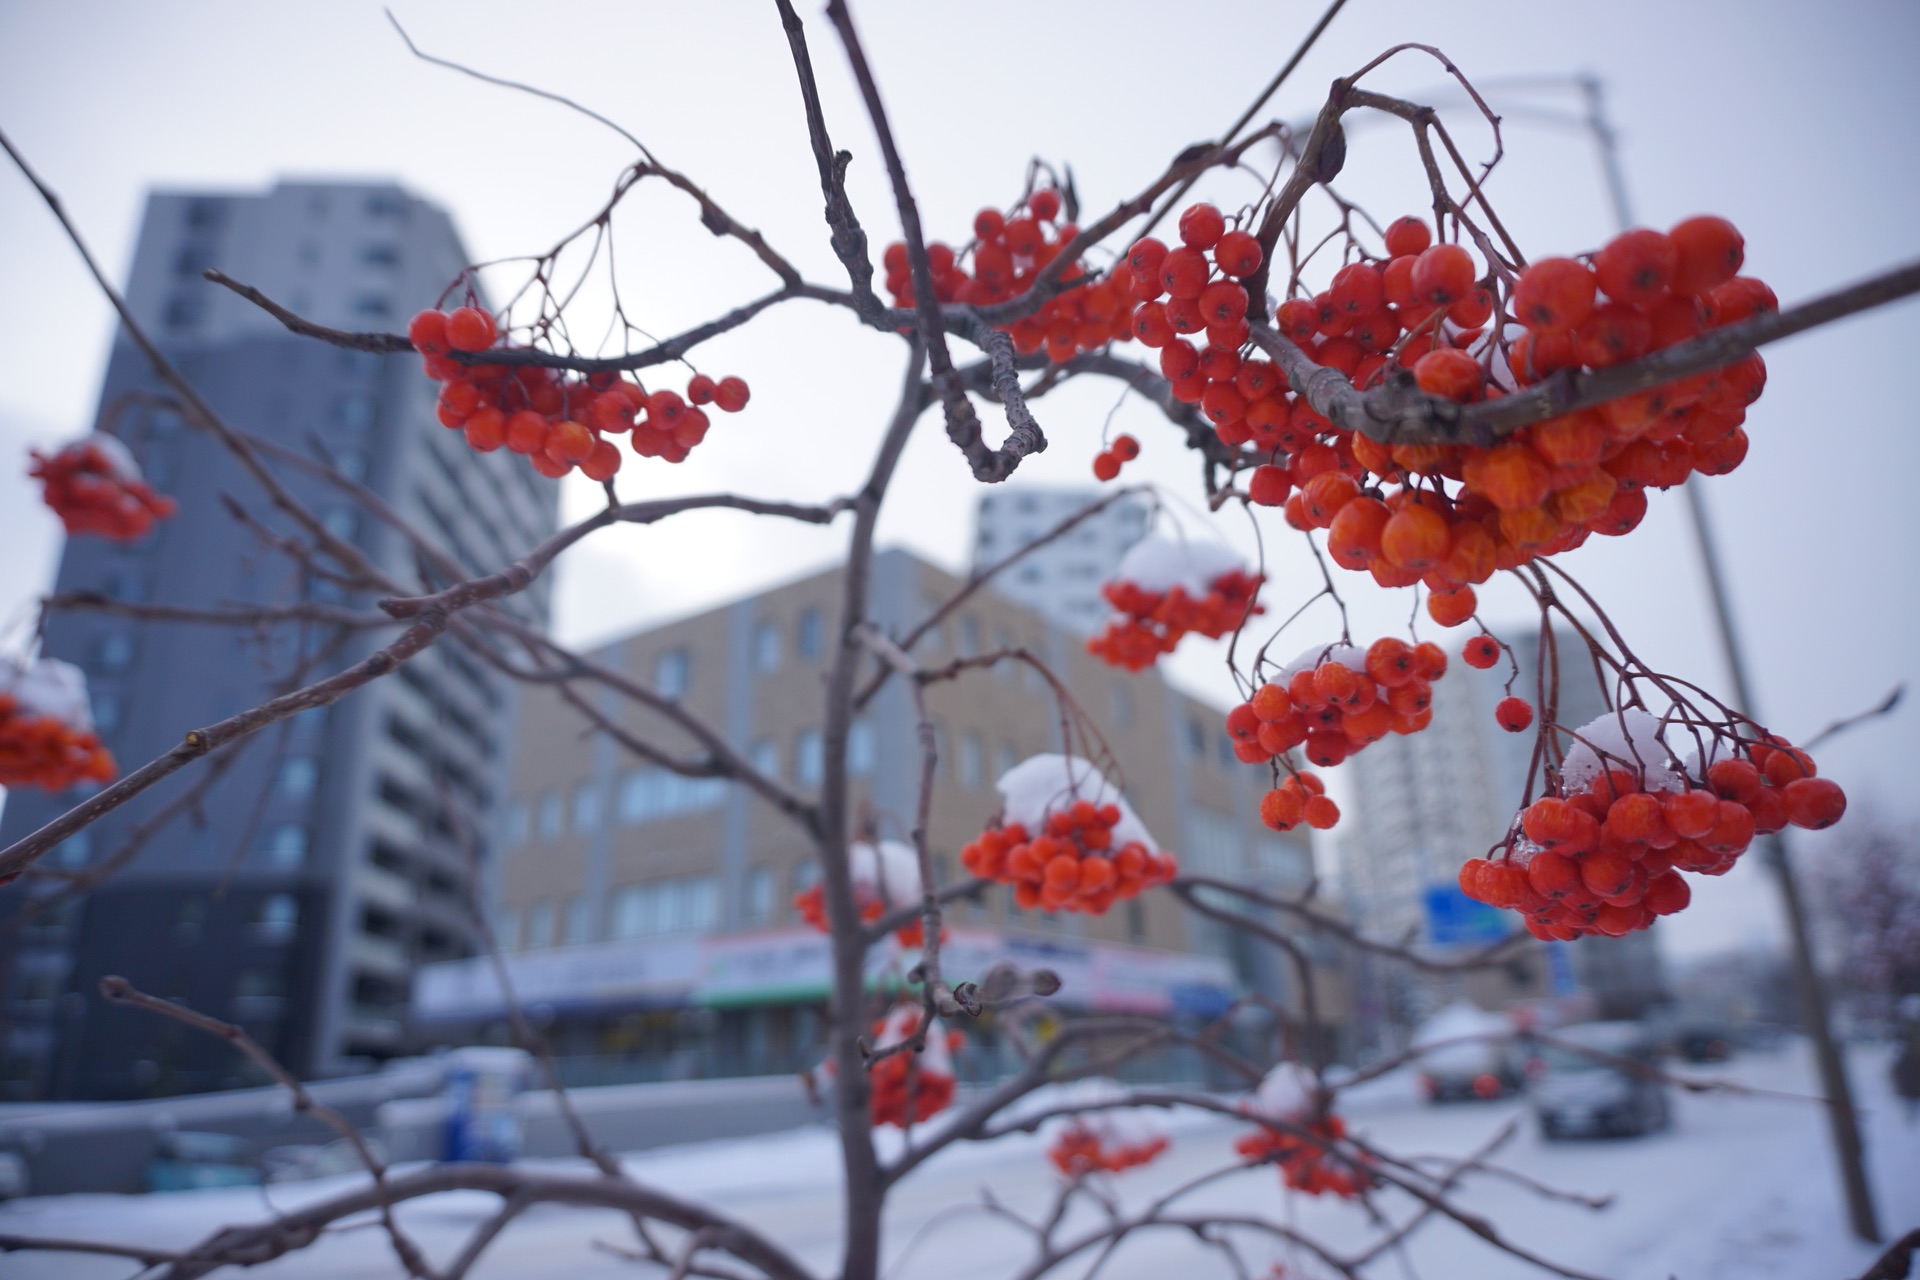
1413;1001;1523;1102
1532;1021;1670;1140
1672;1024;1736;1062
146;1131;260;1193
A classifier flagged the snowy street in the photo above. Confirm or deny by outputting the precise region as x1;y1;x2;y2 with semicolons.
2;1039;1913;1279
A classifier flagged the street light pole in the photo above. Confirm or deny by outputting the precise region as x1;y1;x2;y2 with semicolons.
1576;75;1881;1246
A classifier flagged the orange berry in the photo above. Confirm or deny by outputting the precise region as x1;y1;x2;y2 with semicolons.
1668;215;1744;296
1378;504;1450;572
1413;349;1482;402
1427;586;1475;628
1512;258;1596;330
446;306;498;353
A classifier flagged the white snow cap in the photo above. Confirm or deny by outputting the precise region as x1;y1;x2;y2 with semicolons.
0;656;94;731
1247;1062;1317;1122
849;840;922;909
1038;1079;1167;1145
80;433;142;482
874;1004;953;1075
1276;641;1369;686
1113;535;1247;597
1560;707;1685;795
995;754;1157;853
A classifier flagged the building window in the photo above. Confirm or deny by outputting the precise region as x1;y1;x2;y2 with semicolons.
744;867;776;924
95;632;134;671
750;738;781;781
959;732;985;790
617;770;726;825
323;508;359;541
796;607;824;659
848;720;876;777
256;894;299;943
278;757;317;800
1186;810;1243;878
493;906;521;951
502;800;530;846
573;782;604;833
996;629;1017;680
53;831;91;868
526;900;555;949
1187;716;1208;758
334;395;376;428
608;877;721;938
655;648;690;699
361;242;400;268
264;825;307;869
93;695;121;734
535;791;564;839
563;895;595;945
995;742;1019;779
1127;898;1147;944
754;620;782;672
795;729;824;788
353;294;391;319
959;615;981;657
792;861;822;897
1111;685;1133;729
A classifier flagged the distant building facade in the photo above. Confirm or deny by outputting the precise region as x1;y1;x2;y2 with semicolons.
412;550;1336;1078
0;181;558;1099
971;487;1151;635
1336;627;1670;1039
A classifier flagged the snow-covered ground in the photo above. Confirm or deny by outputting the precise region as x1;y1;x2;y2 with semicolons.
2;1039;1913;1279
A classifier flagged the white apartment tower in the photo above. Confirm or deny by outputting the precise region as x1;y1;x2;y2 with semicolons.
971;488;1151;635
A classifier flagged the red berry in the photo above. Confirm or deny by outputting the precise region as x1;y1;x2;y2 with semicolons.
713;376;750;413
446;307;498;353
1494;696;1534;732
686;374;717;405
408;309;451;356
1383;216;1431;257
1462;635;1501;669
1177;203;1226;251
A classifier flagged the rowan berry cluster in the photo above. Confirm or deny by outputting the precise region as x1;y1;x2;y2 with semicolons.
410;307;749;481
1046;1124;1169;1178
865;1005;961;1128
1233;639;1447;770
1086;567;1263;672
1234;1117;1370;1199
1090;433;1140;482
882;188;1139;365
793;841;933;948
29;436;177;542
0;658;115;792
960;802;1178;914
1459;711;1845;939
1240;215;1771;595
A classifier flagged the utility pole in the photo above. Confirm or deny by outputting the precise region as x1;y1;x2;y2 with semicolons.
1577;75;1881;1246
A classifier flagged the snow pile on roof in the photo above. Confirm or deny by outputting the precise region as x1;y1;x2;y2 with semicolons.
1247;1062;1318;1122
1113;535;1246;596
1275;642;1369;685
0;656;94;731
849;840;921;909
1412;1001;1513;1075
995;754;1157;852
1561;707;1685;794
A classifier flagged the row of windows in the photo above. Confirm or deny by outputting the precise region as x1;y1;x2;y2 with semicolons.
504;874;721;949
504;721;878;845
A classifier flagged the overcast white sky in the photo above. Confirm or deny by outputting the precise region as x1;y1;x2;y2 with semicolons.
1;1;1916;962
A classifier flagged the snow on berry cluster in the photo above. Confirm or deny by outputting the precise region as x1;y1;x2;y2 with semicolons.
0;656;115;792
794;840;935;948
1458;708;1846;940
866;1004;962;1128
410;306;749;482
1233;1063;1370;1199
960;755;1178;914
1125;206;1770;618
29;435;177;542
1086;536;1263;672
882;188;1140;366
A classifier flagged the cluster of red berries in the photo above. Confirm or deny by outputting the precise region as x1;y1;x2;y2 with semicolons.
29;437;177;542
1245;214;1768;592
960;803;1178;914
1086;568;1263;672
0;694;114;791
1090;433;1140;482
793;884;928;948
1255;770;1339;834
410;307;749;480
1231;639;1449;778
1234;1116;1370;1199
1460;737;1845;940
1046;1125;1169;1178
866;1008;961;1128
882;188;1141;365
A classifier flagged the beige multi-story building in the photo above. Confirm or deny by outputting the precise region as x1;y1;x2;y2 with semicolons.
411;548;1327;1079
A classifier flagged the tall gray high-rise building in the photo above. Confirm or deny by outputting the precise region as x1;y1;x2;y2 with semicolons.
971;487;1151;635
0;181;558;1099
